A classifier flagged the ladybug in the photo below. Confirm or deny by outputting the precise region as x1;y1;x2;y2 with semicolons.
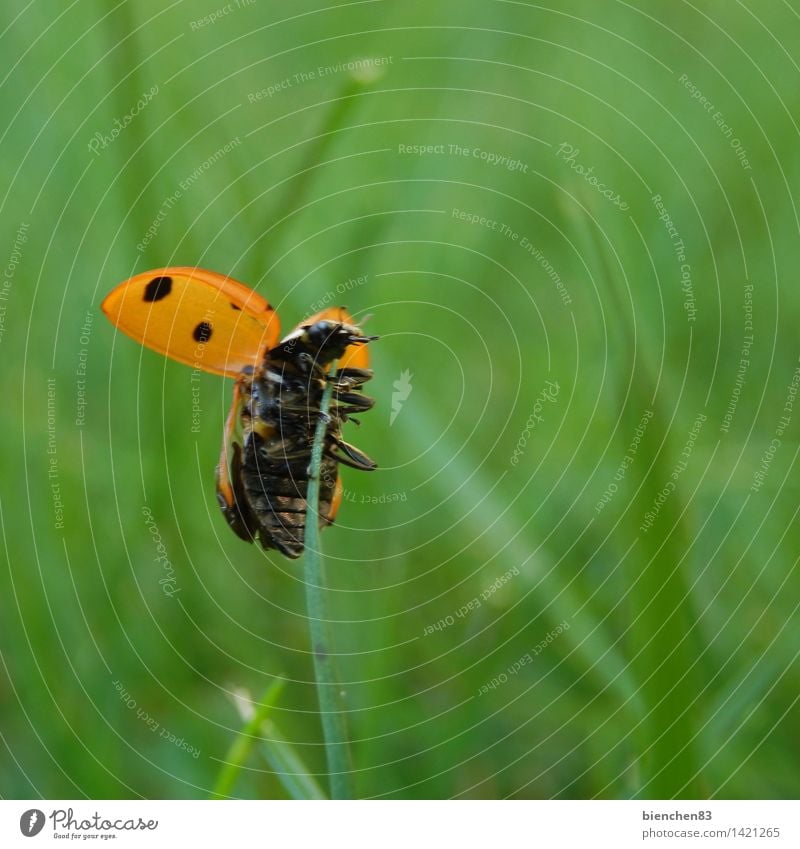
103;267;376;558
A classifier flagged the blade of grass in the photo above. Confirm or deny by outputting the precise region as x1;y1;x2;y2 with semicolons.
304;365;355;800
243;69;384;280
214;680;327;800
251;719;328;801
575;205;706;798
101;3;164;266
213;679;284;799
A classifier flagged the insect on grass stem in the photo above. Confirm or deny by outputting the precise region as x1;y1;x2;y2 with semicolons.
304;363;356;799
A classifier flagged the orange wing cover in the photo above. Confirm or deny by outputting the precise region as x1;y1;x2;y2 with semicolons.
102;267;280;377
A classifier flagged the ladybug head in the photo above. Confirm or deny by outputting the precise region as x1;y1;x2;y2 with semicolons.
297;318;376;364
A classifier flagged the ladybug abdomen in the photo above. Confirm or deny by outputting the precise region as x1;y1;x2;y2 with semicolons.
240;431;338;559
237;368;338;558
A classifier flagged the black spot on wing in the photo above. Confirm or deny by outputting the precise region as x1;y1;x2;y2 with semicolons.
143;276;172;302
230;303;241;310
193;321;213;343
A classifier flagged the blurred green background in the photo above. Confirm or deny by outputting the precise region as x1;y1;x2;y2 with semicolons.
2;0;799;800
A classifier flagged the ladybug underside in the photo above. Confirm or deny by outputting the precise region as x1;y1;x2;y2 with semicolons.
216;319;377;558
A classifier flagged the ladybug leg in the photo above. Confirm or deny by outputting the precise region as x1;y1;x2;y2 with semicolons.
333;390;374;412
326;437;377;471
215;376;257;541
326;367;373;388
323;475;344;525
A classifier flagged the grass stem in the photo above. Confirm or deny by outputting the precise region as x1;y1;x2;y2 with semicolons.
304;367;355;799
212;679;284;799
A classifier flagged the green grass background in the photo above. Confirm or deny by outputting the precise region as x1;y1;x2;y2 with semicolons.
2;0;800;799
